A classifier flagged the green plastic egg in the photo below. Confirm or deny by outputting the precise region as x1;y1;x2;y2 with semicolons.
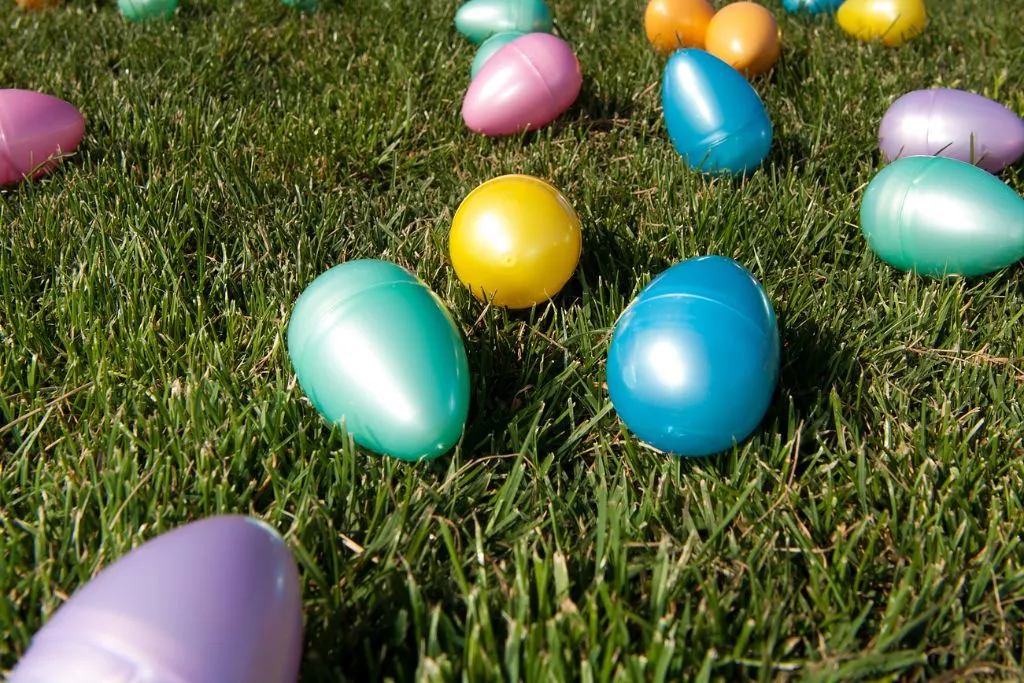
860;156;1024;277
117;0;177;21
287;260;471;462
455;0;552;44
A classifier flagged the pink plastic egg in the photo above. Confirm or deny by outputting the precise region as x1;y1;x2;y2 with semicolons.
461;32;582;137
0;89;85;186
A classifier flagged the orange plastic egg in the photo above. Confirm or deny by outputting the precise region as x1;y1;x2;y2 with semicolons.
704;2;781;78
15;0;62;8
643;0;717;54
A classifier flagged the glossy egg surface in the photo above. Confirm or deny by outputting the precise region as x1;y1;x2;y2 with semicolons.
704;2;781;78
661;49;773;175
8;515;303;683
0;89;85;186
643;0;717;54
606;255;780;457
836;0;926;47
860;156;1024;277
879;88;1024;173
462;32;582;136
450;174;582;309
287;259;471;461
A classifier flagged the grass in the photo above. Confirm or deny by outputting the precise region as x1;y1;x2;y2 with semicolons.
1;0;1023;680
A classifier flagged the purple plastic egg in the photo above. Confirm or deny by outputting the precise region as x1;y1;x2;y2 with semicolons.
8;515;304;683
879;88;1024;173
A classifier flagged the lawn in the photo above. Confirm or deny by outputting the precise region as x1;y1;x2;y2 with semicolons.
1;0;1023;680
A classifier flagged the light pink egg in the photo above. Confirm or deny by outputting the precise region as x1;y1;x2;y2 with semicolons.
0;89;85;186
461;32;582;137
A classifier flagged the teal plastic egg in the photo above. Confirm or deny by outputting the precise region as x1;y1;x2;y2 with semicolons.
455;0;553;44
471;31;527;79
117;0;177;21
860;156;1024;277
287;260;471;462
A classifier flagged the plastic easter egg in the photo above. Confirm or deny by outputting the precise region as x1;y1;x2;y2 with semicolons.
8;515;303;683
14;0;62;9
661;49;773;175
118;0;177;20
860;156;1024;277
462;33;582;137
450;174;581;308
782;0;844;12
879;88;1024;174
643;0;716;54
606;255;780;457
287;259;470;461
0;89;85;187
471;31;527;79
455;0;553;44
704;2;781;78
282;0;317;10
836;0;926;47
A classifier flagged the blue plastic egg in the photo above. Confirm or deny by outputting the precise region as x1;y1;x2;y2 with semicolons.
606;256;781;457
782;0;844;13
661;49;773;175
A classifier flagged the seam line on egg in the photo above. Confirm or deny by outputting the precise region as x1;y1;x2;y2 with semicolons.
510;44;556;104
632;291;775;342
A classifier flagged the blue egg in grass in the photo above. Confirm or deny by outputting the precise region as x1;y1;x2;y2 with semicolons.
782;0;844;14
661;48;773;176
606;256;781;457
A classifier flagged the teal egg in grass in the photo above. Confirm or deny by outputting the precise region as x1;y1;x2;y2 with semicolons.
860;156;1024;277
117;0;177;21
455;0;553;45
471;31;527;79
287;260;471;462
282;0;317;11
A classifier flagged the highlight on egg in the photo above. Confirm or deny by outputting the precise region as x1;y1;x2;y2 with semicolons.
287;259;471;462
661;48;773;175
836;0;926;48
860;156;1024;278
117;0;178;20
7;515;304;683
879;88;1024;173
704;1;781;78
781;0;844;13
449;174;582;309
462;32;582;137
606;255;781;457
454;0;553;45
643;0;717;54
0;89;85;187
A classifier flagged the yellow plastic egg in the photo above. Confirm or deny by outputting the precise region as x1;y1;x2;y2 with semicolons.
449;174;582;309
704;2;781;78
836;0;926;48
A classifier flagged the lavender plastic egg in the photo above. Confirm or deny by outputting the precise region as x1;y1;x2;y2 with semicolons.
879;88;1024;173
8;515;304;683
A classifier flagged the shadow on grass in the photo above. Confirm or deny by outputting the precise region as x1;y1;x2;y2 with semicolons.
300;568;466;682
